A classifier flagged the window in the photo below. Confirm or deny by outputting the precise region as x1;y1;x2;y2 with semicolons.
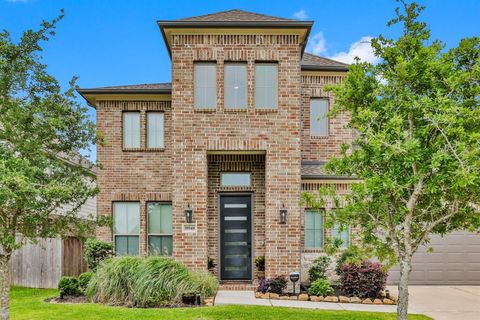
221;172;251;187
147;112;164;149
148;203;173;256
225;63;247;109
305;210;323;248
310;99;329;136
114;202;140;255
333;224;350;249
123;112;141;148
255;63;278;109
194;63;217;109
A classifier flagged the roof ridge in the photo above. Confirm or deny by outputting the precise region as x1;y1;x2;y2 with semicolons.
303;52;349;66
174;8;296;22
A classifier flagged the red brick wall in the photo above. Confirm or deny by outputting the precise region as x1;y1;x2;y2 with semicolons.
300;74;353;161
95;100;172;255
170;33;303;276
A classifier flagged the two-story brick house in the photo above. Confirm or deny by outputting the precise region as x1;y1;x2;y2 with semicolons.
78;9;357;287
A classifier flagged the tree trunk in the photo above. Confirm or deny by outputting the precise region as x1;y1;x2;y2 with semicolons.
397;260;412;320
0;255;10;320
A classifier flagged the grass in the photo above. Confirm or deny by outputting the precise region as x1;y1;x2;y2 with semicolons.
10;287;432;320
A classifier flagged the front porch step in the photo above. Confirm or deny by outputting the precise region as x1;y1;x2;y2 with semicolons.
219;281;257;291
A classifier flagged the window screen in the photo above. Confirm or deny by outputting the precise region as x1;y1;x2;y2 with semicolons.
123;112;141;148
195;63;217;109
310;99;329;136
148;203;173;256
147;112;164;149
225;63;247;109
114;202;140;255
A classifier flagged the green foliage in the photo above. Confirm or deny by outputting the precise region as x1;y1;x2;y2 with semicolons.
78;272;93;294
86;257;218;307
58;277;80;296
84;239;113;271
0;11;99;258
335;246;371;275
254;256;265;272
308;256;331;282
308;278;334;297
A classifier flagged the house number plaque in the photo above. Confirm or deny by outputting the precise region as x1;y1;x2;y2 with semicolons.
182;223;197;234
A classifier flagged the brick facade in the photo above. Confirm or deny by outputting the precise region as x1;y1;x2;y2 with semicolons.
88;11;355;285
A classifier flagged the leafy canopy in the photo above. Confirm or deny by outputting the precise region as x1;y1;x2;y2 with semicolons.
0;11;99;256
304;1;480;264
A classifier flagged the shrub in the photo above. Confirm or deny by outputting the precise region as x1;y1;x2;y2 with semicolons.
86;256;142;306
254;256;265;272
267;275;287;294
84;238;113;271
308;256;331;282
86;256;218;307
58;276;80;296
308;278;334;296
78;272;93;294
256;278;268;293
339;260;388;298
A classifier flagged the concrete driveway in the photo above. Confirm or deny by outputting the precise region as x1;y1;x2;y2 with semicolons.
388;286;480;320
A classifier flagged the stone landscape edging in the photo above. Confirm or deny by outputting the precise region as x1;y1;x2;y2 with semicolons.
254;292;397;305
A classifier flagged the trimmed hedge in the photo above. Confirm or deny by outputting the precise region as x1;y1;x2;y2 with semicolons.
58;276;81;296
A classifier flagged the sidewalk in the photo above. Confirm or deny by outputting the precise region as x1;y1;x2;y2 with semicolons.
214;290;397;313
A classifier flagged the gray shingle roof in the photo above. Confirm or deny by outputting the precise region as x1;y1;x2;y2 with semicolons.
176;9;296;22
301;53;348;71
301;161;354;180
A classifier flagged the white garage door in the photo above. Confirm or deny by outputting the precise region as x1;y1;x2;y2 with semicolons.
388;232;480;285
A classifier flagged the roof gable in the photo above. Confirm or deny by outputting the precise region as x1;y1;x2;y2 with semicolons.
176;9;296;22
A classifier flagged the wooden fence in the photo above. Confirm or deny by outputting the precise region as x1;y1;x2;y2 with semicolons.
9;236;87;288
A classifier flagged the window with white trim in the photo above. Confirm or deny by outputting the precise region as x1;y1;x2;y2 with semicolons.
114;202;140;255
255;63;278;109
147;112;164;149
194;63;217;109
305;209;324;248
148;202;173;256
123;112;141;148
225;63;247;109
310;99;329;136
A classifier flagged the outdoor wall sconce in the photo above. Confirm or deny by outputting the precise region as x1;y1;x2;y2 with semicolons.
184;204;193;223
289;271;300;295
280;205;287;224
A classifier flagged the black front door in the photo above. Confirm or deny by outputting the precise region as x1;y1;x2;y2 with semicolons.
220;195;252;280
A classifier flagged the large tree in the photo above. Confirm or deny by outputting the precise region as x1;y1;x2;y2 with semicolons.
0;12;98;320
305;2;480;320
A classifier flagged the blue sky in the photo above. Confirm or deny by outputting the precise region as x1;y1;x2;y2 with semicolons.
1;0;479;161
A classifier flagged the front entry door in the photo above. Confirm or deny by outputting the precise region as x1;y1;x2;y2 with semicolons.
220;195;252;280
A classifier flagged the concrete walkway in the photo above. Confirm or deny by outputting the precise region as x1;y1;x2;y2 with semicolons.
215;286;480;320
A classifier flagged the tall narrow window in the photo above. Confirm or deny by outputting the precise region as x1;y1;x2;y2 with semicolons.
225;63;247;109
148;203;173;256
305;210;323;248
147;112;164;149
194;63;217;109
123;112;141;148
333;224;350;249
114;202;140;255
255;63;278;109
310;99;329;136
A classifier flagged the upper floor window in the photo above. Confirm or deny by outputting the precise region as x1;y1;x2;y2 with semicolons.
255;63;278;109
147;112;164;149
310;99;329;136
123;112;140;148
225;63;247;109
148;202;173;256
194;63;217;109
305;209;323;249
114;202;140;256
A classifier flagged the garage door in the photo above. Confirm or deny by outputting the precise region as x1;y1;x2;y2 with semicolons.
388;232;480;285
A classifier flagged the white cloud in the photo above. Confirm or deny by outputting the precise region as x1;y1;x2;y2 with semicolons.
329;36;379;64
293;9;308;20
306;32;327;55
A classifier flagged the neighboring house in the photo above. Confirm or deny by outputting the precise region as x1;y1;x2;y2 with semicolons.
78;9;480;287
9;162;96;289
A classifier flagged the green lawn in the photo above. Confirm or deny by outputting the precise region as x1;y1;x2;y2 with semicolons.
10;287;431;320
